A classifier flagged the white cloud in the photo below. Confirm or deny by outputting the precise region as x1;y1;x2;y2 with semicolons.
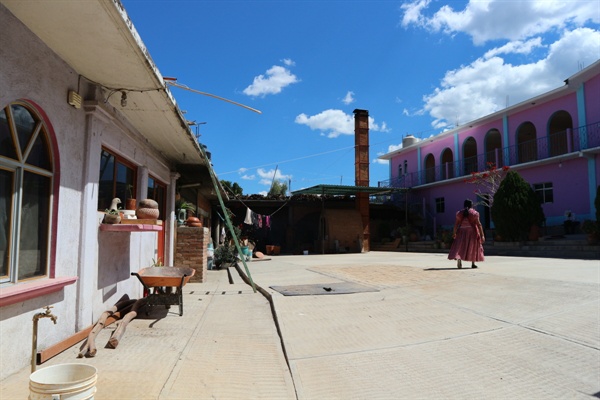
295;109;390;138
483;37;544;59
373;154;389;165
257;168;292;186
401;0;599;45
282;58;295;66
387;143;403;153
342;91;355;105
421;27;600;129
240;174;255;180
243;63;299;97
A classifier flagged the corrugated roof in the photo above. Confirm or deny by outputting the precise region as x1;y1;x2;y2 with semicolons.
291;184;408;196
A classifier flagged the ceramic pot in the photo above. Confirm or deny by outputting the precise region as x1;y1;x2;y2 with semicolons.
188;222;202;227
103;213;121;224
186;216;200;226
136;207;160;219
138;199;158;209
125;198;136;210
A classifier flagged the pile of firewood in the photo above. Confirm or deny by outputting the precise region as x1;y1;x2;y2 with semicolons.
78;295;147;358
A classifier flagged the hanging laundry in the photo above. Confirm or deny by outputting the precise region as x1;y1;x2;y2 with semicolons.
244;207;252;225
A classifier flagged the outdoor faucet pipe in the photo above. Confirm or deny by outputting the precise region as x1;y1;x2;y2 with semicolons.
32;306;58;372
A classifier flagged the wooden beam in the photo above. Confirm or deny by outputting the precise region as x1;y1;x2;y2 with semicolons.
37;314;122;365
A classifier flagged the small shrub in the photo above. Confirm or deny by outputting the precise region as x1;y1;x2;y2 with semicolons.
491;171;544;241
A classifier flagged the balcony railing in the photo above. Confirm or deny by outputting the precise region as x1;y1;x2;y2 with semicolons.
378;121;600;189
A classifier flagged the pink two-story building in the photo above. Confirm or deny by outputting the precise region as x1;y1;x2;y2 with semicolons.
379;60;600;236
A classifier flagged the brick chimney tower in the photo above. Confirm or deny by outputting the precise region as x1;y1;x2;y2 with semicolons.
354;109;369;252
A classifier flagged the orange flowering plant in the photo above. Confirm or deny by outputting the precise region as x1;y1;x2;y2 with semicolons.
464;162;510;208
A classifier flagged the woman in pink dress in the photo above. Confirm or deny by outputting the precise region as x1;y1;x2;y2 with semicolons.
448;199;485;268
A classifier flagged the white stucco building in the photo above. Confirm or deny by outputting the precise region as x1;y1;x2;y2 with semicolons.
0;0;219;378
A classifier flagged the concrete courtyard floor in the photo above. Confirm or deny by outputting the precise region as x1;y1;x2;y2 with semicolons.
1;252;599;399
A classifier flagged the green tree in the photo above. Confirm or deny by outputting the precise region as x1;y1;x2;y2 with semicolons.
268;180;288;196
221;180;243;196
491;171;545;241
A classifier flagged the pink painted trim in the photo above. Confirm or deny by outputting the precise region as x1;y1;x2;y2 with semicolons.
99;224;163;232
0;276;77;307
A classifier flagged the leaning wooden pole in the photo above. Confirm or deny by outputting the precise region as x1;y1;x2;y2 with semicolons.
198;142;256;292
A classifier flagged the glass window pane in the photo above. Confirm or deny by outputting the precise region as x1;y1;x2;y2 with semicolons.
115;162;134;206
11;105;36;156
98;150;115;211
26;132;52;171
18;171;50;280
0;108;18;160
0;168;14;279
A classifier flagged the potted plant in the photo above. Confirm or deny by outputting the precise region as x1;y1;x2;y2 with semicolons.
103;208;121;224
438;229;453;249
125;184;136;210
214;225;241;268
581;220;599;244
175;199;196;226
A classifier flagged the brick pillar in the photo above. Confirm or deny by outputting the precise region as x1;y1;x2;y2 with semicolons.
175;226;208;282
354;109;370;252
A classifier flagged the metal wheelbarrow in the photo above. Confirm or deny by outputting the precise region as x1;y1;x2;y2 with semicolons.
131;266;195;316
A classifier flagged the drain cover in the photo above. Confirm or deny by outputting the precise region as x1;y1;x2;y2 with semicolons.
269;282;378;296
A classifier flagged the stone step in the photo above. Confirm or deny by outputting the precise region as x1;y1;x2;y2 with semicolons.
371;239;600;260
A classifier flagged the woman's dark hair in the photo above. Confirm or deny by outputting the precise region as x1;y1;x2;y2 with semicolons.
463;199;473;217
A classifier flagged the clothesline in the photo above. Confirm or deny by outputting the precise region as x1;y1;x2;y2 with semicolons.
223;186;292;219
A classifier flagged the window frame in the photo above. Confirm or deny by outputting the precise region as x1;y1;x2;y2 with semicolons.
147;175;167;220
533;182;553;204
98;148;137;212
0;101;55;285
435;197;445;214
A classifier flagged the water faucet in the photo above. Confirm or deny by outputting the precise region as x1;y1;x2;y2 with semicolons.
33;305;58;324
32;306;58;372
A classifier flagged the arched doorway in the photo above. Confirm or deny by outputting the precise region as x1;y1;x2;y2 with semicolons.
440;148;454;180
484;129;502;167
424;153;435;183
548;110;573;157
462;137;478;175
516;122;537;163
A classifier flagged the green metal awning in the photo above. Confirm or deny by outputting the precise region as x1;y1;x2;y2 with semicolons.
291;184;408;196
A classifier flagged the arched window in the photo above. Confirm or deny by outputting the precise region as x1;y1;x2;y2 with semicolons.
548;111;573;157
516;122;537;163
0;103;54;284
424;153;435;183
484;129;503;167
440;148;454;180
462;137;478;175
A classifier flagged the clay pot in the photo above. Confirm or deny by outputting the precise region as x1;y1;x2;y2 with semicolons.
136;207;160;219
138;199;158;209
186;217;201;227
103;213;121;224
125;198;137;210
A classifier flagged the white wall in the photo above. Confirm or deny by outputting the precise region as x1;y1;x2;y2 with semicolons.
0;5;174;379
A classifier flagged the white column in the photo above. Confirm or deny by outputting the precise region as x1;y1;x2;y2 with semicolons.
164;172;180;266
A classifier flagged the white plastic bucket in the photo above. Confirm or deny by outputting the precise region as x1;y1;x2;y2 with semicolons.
29;363;97;400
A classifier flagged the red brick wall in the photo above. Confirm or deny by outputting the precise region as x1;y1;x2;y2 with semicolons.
175;227;208;282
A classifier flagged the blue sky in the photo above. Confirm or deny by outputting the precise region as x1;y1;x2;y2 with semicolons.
122;0;599;195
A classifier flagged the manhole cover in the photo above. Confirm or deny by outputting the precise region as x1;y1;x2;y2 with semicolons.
269;282;378;296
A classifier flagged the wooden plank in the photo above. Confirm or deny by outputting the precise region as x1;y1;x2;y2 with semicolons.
37;314;121;364
120;219;162;225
